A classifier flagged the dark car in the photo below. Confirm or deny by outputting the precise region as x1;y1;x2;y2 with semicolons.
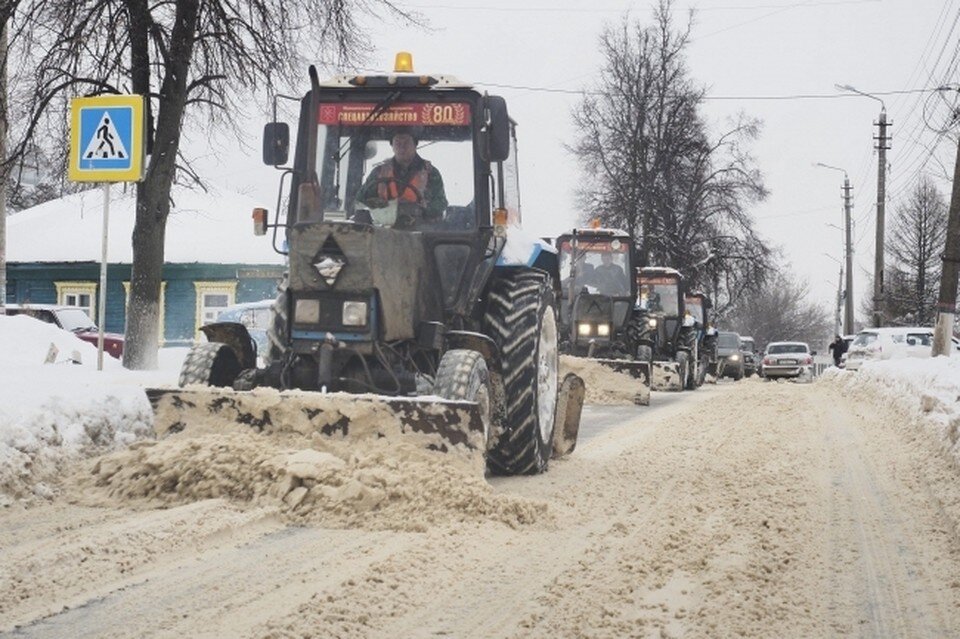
715;331;744;380
3;303;124;359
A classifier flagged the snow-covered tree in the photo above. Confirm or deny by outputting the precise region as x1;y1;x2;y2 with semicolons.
725;271;830;351
883;177;947;326
569;0;771;313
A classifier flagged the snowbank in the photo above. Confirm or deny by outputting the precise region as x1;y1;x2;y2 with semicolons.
823;356;960;466
0;315;181;503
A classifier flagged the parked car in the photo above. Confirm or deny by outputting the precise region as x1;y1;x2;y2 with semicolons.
843;326;960;371
761;341;814;379
216;299;274;367
3;303;124;358
740;335;759;377
715;331;744;380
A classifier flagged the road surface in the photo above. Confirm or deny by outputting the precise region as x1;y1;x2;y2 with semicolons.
3;377;960;638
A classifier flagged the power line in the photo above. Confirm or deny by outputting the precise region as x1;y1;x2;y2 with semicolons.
471;83;946;100
404;0;879;13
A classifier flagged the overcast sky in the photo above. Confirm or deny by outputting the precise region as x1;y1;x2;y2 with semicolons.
193;0;959;328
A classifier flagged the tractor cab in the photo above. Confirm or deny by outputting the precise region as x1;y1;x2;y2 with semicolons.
556;228;634;353
637;267;685;332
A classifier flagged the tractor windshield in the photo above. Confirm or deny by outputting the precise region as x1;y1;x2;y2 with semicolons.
313;101;476;231
558;238;631;297
638;279;679;316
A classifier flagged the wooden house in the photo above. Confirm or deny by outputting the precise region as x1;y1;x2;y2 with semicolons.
6;185;285;346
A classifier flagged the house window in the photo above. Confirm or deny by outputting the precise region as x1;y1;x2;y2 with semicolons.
194;282;237;336
123;282;166;345
54;282;97;319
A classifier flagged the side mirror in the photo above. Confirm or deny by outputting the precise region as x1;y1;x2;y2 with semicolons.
811;350;818;356
263;122;289;166
480;95;510;162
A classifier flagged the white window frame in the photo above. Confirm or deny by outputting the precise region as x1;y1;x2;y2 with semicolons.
194;281;237;337
123;281;167;345
54;281;97;319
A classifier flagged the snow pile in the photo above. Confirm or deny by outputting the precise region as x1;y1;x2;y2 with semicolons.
560;355;645;405
81;426;546;531
1;314;545;528
0;315;165;503
824;356;960;464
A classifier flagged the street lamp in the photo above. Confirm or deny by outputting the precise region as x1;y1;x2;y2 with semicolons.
836;83;890;328
814;162;854;334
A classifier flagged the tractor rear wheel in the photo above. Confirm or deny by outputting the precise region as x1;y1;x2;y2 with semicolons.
178;342;242;388
483;272;559;475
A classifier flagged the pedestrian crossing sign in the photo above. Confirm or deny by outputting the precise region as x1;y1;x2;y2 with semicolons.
69;95;146;182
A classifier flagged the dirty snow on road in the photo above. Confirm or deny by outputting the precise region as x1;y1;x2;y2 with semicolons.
4;314;960;637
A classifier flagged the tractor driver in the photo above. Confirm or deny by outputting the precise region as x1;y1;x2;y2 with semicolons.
592;251;628;295
356;132;448;229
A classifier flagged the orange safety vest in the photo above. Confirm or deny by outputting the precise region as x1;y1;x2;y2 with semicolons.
376;160;431;204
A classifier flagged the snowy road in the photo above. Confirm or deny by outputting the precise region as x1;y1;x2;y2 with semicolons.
3;378;960;637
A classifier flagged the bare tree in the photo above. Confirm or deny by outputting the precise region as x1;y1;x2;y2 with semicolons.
882;176;947;326
5;0;412;368
569;0;771;312
725;271;830;351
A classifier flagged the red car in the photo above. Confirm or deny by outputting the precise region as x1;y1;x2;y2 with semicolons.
3;303;125;359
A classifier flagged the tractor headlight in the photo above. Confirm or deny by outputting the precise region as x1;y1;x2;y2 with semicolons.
342;301;368;327
730;354;740;361
577;323;592;336
294;299;320;324
597;323;611;337
647;317;657;328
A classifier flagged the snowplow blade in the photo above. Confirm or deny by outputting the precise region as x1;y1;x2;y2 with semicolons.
591;358;651;406
144;387;487;453
651;361;683;392
552;373;585;458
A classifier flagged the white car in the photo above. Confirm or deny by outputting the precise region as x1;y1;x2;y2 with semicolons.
843;326;960;371
761;341;814;379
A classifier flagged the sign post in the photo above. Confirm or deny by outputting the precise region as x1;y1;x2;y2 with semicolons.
68;95;145;370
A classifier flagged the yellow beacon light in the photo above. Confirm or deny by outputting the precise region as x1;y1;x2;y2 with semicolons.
394;51;414;73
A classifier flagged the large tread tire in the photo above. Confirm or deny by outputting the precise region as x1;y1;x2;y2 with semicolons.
482;271;559;476
434;349;493;447
684;343;700;390
637;344;653;366
266;275;289;364
676;351;691;392
178;342;242;388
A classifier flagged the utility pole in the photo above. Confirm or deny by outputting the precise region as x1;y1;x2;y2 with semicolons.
843;177;854;334
873;109;891;327
816;162;855;333
932;134;960;357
